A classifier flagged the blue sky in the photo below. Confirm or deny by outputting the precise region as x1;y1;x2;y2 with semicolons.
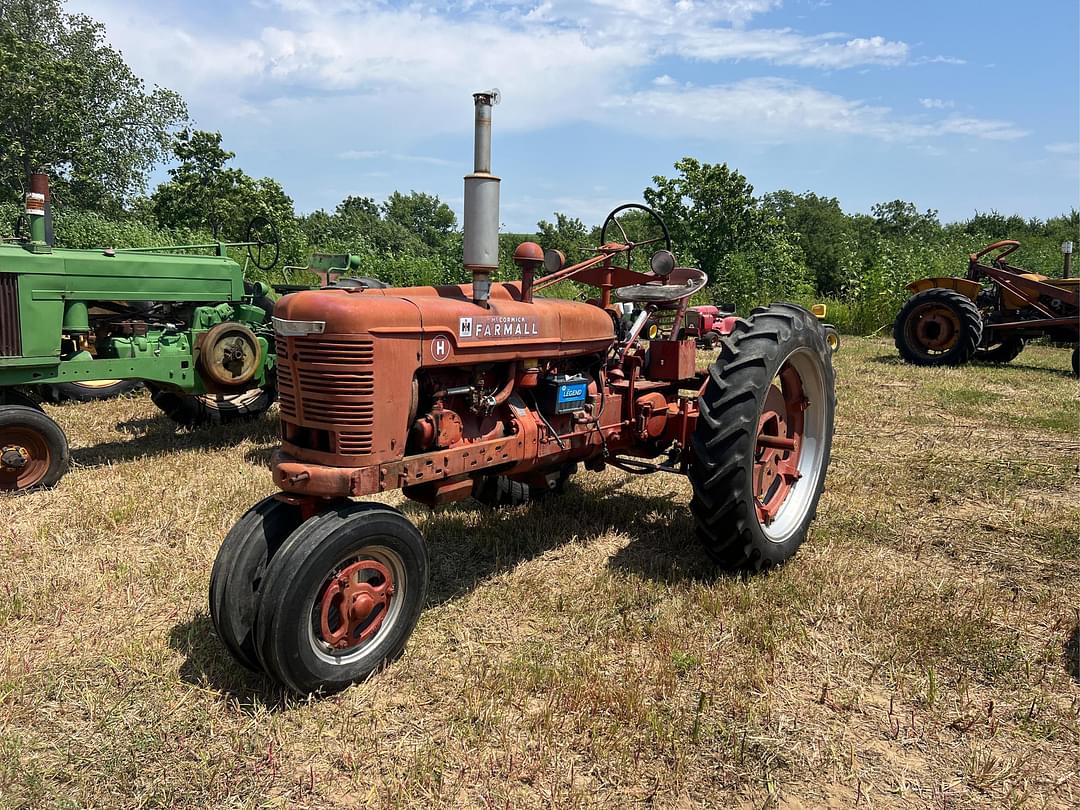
73;0;1079;231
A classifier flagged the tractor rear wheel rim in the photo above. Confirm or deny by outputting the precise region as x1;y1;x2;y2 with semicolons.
308;546;406;665
909;303;961;353
0;426;51;491
753;348;828;543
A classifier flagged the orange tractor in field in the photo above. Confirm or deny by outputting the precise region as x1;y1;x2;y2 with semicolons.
209;92;837;695
894;240;1080;374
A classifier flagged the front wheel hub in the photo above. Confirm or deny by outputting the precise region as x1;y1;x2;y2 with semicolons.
1;445;29;470
318;559;395;652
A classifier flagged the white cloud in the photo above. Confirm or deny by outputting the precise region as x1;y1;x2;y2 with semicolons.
600;79;1029;143
339;150;455;166
1045;142;1079;155
69;0;1017;156
676;30;909;68
919;98;954;110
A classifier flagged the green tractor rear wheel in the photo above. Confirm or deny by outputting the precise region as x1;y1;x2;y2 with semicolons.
150;385;275;428
42;380;141;403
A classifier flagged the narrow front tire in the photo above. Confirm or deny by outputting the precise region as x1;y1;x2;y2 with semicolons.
253;501;429;695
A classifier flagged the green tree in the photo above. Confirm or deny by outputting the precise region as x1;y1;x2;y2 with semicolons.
643;157;812;310
382;191;455;253
151;130;246;233
871;199;940;239
761;190;858;294
644;158;764;276
0;0;187;209
151;129;305;271
537;212;591;261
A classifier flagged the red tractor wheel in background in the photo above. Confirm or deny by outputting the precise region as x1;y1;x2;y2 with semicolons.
893;288;983;366
253;501;428;695
690;304;835;570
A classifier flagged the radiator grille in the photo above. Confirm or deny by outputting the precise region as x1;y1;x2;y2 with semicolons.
277;336;376;456
0;275;20;357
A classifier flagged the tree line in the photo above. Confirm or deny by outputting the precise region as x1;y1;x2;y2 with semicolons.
2;0;1076;334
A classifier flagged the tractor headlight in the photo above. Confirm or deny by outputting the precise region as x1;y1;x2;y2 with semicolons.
273;317;326;337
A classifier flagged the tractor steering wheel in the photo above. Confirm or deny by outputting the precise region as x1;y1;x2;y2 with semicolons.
599;203;672;253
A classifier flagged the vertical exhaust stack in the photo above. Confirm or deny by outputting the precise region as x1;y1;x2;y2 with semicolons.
26;173;52;254
463;90;501;307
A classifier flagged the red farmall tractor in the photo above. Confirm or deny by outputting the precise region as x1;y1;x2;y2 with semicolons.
211;92;837;695
894;240;1080;373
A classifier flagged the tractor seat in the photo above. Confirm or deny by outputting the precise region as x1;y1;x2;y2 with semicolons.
613;267;708;304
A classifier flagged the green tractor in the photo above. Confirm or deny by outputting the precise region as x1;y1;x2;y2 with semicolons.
0;174;282;493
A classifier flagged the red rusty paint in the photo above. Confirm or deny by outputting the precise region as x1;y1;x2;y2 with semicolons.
753;364;806;527
318;559;395;651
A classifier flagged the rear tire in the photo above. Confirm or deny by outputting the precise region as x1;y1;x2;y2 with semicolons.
472;464;577;507
0;406;70;493
43;380;141;403
1072;346;1078;377
975;334;1024;364
150;384;275;428
254;501;428;695
893;288;983;366
689;304;835;570
0;388;42;411
209;495;305;671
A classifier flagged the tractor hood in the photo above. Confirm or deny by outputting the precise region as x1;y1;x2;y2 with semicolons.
273;281;615;366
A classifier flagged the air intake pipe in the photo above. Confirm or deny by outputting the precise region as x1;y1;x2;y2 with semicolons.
463;90;500;307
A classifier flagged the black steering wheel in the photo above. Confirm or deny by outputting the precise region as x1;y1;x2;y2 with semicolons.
599;203;673;275
599;203;672;253
245;215;281;271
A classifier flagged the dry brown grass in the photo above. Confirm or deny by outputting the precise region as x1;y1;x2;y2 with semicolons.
1;337;1077;809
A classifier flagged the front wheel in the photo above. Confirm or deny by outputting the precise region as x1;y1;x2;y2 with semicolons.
209;495;306;671
253;501;429;695
975;334;1024;364
0;405;70;493
150;385;275;428
690;304;835;570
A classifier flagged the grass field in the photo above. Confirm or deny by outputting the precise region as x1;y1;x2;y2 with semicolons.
1;337;1077;809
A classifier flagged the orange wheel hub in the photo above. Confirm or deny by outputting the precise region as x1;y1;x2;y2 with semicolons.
754;364;806;527
317;559;395;652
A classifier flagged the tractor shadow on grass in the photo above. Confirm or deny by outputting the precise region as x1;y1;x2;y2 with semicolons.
1065;622;1080;684
168;615;294;711
168;477;726;706
69;412;278;469
871;354;1076;378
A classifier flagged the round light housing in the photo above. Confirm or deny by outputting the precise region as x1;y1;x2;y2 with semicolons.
650;249;675;277
543;248;565;273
